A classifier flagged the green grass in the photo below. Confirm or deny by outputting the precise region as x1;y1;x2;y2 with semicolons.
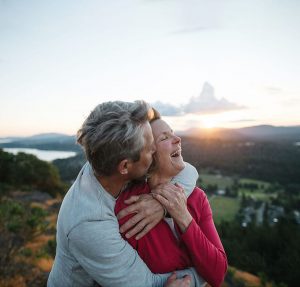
209;195;240;224
200;173;276;202
239;178;271;190
238;190;276;201
199;174;233;189
238;178;275;201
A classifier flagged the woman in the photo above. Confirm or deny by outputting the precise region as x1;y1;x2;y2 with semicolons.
115;115;227;287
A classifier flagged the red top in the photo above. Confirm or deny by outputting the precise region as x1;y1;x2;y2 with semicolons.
115;183;228;287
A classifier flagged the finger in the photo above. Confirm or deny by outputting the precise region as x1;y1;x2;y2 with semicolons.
125;218;148;239
174;183;185;193
166;272;177;284
119;212;144;233
182;275;192;286
124;195;140;205
155;184;182;195
117;203;139;219
152;193;170;208
152;187;174;200
135;217;159;240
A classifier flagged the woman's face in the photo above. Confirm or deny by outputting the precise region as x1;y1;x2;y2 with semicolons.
150;119;185;177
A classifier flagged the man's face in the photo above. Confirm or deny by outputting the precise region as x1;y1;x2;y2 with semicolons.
127;122;155;180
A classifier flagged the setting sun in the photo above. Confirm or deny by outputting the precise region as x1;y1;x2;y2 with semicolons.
202;117;220;129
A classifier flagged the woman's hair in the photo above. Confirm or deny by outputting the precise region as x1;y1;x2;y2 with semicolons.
77;100;153;176
147;107;162;177
149;107;161;124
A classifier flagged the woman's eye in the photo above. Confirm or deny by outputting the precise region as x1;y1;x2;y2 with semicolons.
161;135;168;141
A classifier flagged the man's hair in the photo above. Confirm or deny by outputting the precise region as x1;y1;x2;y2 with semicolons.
77;100;153;176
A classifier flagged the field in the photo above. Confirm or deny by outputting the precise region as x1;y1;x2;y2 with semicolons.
209;195;240;224
199;173;233;189
200;173;278;224
199;173;276;200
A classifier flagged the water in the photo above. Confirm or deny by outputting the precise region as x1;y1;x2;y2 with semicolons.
0;139;12;143
3;147;77;162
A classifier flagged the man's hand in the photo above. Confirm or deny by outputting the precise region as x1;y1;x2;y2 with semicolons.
117;193;164;240
165;272;192;287
152;183;193;233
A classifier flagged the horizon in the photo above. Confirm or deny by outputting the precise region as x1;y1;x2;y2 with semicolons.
1;123;300;139
1;1;300;137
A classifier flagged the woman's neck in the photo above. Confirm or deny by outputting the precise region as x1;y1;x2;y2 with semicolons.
148;173;172;189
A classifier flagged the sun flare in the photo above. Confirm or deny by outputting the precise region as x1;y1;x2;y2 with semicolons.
202;117;220;129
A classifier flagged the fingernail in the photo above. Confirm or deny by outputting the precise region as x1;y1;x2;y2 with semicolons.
125;233;130;238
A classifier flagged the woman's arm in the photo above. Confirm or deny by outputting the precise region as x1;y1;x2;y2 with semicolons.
152;187;227;287
179;189;227;287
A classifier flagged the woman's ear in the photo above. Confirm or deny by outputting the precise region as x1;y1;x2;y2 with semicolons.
118;159;129;175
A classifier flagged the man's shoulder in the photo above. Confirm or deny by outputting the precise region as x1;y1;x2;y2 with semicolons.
57;165;115;236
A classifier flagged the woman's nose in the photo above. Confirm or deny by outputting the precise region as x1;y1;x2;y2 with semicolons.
172;134;181;144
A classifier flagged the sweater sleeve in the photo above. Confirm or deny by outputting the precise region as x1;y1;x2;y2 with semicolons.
68;219;199;287
171;162;199;198
179;189;228;287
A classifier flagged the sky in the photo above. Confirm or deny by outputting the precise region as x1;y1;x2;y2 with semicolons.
1;0;300;137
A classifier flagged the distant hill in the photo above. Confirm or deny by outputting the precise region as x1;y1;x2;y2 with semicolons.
0;133;81;152
1;125;299;152
180;125;300;142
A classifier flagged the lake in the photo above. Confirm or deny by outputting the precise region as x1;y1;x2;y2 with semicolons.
3;147;77;162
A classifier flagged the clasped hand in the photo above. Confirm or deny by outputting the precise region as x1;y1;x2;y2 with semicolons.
151;183;193;233
117;183;193;240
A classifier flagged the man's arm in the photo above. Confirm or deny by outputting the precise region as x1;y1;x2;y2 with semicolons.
117;162;198;239
68;219;198;287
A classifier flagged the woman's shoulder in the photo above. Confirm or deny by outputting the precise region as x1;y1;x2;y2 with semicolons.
117;181;150;202
187;187;212;217
188;186;207;201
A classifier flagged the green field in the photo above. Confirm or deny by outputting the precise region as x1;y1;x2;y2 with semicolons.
209;195;240;224
199;173;233;189
199;173;276;201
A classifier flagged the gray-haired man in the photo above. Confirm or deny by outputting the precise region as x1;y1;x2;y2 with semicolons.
47;101;203;287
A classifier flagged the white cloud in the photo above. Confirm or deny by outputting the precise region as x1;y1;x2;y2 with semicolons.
152;82;245;116
151;101;182;116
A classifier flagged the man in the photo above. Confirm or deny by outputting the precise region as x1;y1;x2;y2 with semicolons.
48;101;202;287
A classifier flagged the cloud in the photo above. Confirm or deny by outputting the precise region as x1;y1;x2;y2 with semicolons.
229;119;256;123
152;82;246;116
184;82;244;114
151;101;182;116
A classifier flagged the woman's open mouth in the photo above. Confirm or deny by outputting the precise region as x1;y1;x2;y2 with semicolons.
170;149;181;158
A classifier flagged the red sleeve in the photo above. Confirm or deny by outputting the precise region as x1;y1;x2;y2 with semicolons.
114;183;150;249
179;188;228;287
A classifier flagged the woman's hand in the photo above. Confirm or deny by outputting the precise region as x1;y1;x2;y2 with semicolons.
116;193;164;240
152;183;193;233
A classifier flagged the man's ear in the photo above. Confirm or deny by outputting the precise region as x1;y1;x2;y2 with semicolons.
118;159;129;175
